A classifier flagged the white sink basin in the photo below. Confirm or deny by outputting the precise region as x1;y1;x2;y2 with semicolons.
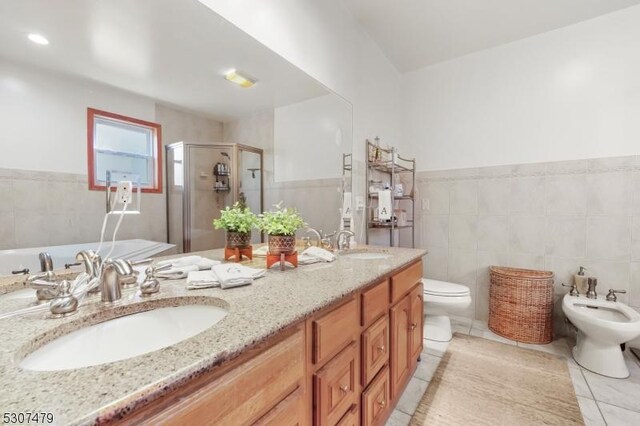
20;304;228;371
343;252;392;260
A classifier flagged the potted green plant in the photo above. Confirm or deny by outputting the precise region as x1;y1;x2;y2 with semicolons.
213;202;258;248
258;203;305;255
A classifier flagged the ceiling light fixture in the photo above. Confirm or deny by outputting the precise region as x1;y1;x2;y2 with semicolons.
27;33;49;45
224;69;256;88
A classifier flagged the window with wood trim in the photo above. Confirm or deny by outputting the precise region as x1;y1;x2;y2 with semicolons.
87;108;163;193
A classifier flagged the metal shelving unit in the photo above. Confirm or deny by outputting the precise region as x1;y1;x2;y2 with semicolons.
365;139;415;248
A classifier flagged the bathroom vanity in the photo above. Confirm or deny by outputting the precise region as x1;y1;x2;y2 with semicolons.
0;246;425;426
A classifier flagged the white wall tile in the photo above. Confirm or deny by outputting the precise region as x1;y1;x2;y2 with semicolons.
509;176;546;215
477;216;508;252
0;211;15;250
448;214;478;250
422;215;449;248
509;215;546;255
545;174;587;215
586;216;631;261
586;172;632;216
449;180;478;215
421;181;450;215
478;178;510;215
630;262;640;308
423;246;448;281
545;216;586;258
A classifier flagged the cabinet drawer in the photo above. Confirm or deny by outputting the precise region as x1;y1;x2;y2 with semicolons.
254;387;304;426
361;315;389;387
313;298;358;365
336;405;359;426
314;342;358;426
361;279;389;327
362;366;390;426
391;261;422;304
142;328;304;426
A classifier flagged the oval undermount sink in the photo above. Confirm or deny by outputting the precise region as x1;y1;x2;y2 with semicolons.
342;252;392;260
20;304;228;371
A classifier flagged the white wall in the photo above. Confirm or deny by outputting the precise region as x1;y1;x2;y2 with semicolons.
402;5;640;171
274;94;352;182
0;61;156;174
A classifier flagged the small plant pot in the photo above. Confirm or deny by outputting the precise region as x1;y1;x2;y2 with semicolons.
226;231;251;249
268;235;296;255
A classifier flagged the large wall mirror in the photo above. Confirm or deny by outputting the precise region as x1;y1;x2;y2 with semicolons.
0;0;352;274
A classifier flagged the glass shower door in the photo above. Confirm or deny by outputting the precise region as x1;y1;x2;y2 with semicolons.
237;148;263;244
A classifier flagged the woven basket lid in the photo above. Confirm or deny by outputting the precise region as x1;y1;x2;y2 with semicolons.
490;266;553;279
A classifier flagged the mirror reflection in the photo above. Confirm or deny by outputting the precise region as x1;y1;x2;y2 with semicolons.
0;0;352;274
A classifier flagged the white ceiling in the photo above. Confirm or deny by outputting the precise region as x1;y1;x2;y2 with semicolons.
346;0;640;72
0;0;329;121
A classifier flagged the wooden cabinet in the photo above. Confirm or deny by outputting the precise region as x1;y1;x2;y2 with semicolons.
410;283;424;361
255;387;305;426
361;315;389;387
314;343;358;426
134;328;305;426
362;367;390;426
361;279;389;328
390;261;422;304
389;295;411;400
313;298;358;365
336;405;359;426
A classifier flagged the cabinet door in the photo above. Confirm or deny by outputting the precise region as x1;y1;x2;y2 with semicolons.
336;405;359;426
361;315;389;387
410;284;424;362
390;296;411;400
314;343;358;426
362;366;390;426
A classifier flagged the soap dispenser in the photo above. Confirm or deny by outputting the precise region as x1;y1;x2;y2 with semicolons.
574;266;588;294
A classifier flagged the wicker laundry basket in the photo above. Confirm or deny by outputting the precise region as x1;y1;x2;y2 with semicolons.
488;266;554;344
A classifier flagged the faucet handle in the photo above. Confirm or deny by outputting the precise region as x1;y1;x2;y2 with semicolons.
50;280;78;317
605;289;626;302
562;282;579;296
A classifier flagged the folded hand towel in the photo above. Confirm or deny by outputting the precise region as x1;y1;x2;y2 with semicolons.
378;190;392;220
186;270;220;289
298;253;323;265
301;246;336;262
156;256;221;270
155;264;199;279
211;264;266;289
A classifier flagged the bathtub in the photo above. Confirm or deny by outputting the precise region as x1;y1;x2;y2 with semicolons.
0;239;176;276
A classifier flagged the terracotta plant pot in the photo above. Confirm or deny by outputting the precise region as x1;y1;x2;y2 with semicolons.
226;231;251;249
268;234;296;255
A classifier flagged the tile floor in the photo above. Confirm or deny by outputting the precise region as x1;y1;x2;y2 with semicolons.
386;317;640;426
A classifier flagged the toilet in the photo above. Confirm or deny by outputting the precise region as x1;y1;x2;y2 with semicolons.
422;278;472;342
563;294;640;378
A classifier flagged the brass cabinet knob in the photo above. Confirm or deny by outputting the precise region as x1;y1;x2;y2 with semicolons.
340;384;349;393
410;322;417;330
377;345;385;352
378;400;386;408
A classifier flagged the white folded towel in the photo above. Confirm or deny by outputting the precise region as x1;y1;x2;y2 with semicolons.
211;263;266;289
186;270;220;289
302;246;336;262
378;190;392;220
155;256;221;279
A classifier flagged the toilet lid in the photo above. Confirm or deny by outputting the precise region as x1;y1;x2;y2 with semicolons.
422;279;470;297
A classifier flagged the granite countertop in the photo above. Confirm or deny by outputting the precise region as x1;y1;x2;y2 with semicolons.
0;245;426;425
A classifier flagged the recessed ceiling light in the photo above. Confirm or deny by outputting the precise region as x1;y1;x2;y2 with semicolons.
224;69;256;88
27;33;49;45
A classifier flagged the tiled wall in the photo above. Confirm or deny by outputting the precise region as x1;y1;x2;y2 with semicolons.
416;155;640;334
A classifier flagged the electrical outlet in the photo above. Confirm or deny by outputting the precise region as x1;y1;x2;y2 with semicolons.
117;181;133;204
422;198;430;211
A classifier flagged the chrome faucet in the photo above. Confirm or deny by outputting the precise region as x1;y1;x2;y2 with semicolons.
320;231;336;251
303;228;322;248
605;289;626;302
335;230;355;250
100;261;122;303
76;250;102;279
586;278;598;299
39;252;53;273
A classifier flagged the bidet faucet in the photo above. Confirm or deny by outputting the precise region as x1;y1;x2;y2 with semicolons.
586;278;598;299
605;289;626;302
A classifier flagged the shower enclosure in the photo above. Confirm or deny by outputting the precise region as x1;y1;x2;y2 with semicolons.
166;142;264;253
